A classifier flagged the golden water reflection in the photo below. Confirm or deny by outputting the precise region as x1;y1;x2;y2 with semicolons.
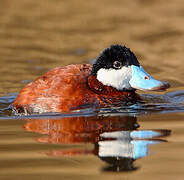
23;115;171;172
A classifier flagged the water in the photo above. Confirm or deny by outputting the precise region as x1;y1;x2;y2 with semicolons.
0;93;183;179
1;0;184;179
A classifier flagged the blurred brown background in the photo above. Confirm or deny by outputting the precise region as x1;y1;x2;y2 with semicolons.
0;0;183;95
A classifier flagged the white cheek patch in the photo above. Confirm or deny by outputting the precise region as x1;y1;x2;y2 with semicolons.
96;66;132;90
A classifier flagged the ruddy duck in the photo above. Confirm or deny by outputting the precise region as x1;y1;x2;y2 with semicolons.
12;45;170;114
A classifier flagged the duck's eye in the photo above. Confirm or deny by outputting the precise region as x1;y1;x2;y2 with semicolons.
113;61;122;69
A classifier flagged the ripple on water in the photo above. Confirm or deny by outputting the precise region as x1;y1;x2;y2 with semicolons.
1;90;184;118
0;93;17;116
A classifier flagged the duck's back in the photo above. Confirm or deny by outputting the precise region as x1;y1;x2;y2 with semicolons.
13;64;93;114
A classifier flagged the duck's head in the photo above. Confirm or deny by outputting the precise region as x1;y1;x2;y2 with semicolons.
91;45;170;92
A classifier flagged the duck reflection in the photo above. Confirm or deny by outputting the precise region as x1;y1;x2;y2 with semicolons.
23;114;170;172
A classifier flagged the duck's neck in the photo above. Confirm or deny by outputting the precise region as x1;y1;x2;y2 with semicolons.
87;75;137;97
